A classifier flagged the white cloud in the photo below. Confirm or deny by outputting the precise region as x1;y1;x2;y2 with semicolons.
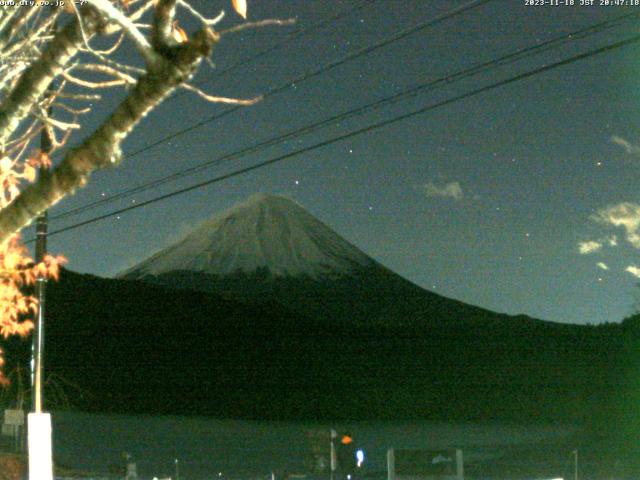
423;181;464;201
611;135;640;155
578;240;602;255
626;265;640;278
593;202;640;248
597;262;609;271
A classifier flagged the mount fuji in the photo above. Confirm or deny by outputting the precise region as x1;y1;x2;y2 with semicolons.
21;193;622;425
122;193;518;327
123;192;373;279
104;193;621;423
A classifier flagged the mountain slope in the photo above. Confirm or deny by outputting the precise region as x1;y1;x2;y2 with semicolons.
96;193;622;425
1;268;621;425
122;193;536;327
1;193;622;426
122;193;373;279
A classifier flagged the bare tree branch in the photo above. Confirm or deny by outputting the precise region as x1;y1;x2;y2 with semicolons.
0;7;34;51
177;1;225;27
85;0;159;66
72;63;137;85
0;8;105;147
180;82;262;105
127;0;157;24
1;9;62;59
52;104;92;116
219;18;296;36
153;0;179;49
0;9;21;36
56;93;102;101
61;70;130;89
0;28;219;243
0;0;290;377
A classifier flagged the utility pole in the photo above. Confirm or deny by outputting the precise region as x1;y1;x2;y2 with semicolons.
28;102;53;480
32;124;50;413
330;429;337;480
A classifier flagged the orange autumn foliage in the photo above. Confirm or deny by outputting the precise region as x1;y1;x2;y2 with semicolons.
0;452;26;480
0;149;66;386
0;0;252;386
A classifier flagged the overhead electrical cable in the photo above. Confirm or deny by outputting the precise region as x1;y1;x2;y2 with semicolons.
48;0;502;220
51;0;492;169
46;1;376;163
51;9;640;221
30;32;640;242
173;0;377;99
118;0;494;158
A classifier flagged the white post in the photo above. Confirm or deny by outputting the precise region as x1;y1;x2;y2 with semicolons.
456;449;464;480
28;412;53;480
387;448;395;480
330;429;337;480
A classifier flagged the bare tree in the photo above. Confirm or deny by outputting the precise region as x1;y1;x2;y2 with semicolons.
0;0;286;380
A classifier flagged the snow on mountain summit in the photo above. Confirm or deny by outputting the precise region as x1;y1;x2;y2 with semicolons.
124;193;374;279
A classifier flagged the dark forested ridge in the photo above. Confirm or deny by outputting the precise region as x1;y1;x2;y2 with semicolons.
0;268;626;430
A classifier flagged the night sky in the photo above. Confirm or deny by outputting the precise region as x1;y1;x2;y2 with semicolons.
31;0;640;325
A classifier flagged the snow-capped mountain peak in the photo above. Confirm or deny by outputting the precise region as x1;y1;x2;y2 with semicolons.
123;193;373;279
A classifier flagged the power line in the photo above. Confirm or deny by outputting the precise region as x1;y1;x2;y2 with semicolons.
32;32;640;242
121;0;492;157
54;0;493;168
51;9;640;221
46;1;376;169
47;0;498;220
173;0;377;100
